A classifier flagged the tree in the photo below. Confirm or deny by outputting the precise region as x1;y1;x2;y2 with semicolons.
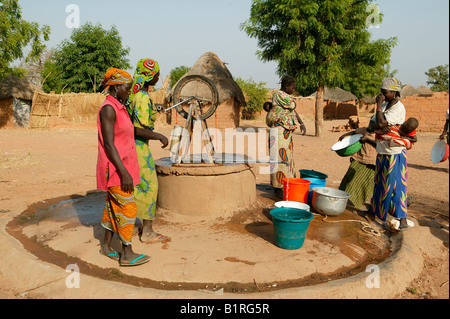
236;78;269;119
426;64;449;92
169;66;191;89
241;0;397;136
0;0;50;79
43;23;130;93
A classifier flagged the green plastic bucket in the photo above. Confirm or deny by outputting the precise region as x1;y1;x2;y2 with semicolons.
270;207;314;250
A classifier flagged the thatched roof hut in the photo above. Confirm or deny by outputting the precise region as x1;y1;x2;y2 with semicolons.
0;75;42;100
401;84;420;97
416;85;433;96
173;52;246;106
0;75;42;128
309;87;357;102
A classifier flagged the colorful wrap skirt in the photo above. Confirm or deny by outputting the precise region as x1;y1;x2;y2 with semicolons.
339;159;376;210
101;164;137;245
269;125;297;189
134;138;158;221
101;186;137;246
370;149;408;222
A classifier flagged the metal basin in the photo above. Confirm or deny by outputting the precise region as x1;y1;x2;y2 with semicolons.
311;187;351;216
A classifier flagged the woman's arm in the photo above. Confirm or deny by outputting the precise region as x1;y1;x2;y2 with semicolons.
134;127;169;148
375;94;389;129
294;110;306;135
361;134;377;148
100;105;134;192
440;119;449;140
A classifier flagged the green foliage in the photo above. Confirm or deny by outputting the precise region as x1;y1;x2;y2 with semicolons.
43;22;130;93
41;54;64;93
236;78;269;120
0;0;50;79
169;66;191;88
426;64;449;92
241;0;397;98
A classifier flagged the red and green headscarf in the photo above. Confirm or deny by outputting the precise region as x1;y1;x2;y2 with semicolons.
128;58;160;103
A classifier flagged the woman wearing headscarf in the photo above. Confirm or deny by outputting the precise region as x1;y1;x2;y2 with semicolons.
366;78;410;230
266;75;306;198
127;58;170;243
97;68;150;266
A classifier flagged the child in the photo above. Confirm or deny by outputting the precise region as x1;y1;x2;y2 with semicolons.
377;117;419;150
263;101;306;135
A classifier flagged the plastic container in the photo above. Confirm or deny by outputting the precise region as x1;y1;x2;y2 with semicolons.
274;201;310;211
299;169;328;180
431;140;449;163
270;207;314;250
303;177;327;205
331;134;363;157
169;124;184;163
282;178;311;203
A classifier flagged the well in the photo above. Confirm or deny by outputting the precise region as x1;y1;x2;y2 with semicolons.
156;157;256;218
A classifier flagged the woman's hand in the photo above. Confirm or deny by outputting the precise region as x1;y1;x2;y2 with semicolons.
299;124;306;136
159;135;169;148
376;94;385;106
120;170;135;193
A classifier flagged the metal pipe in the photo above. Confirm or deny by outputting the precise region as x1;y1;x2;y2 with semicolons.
213;160;289;165
163;96;195;112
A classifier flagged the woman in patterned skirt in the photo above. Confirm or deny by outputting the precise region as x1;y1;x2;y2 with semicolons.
367;78;410;230
128;58;170;243
97;68;150;266
266;75;306;198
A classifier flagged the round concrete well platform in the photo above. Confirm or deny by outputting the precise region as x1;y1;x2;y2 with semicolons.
5;188;403;297
156;157;257;219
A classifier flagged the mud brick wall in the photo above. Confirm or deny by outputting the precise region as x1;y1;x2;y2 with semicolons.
0;98;14;128
402;92;449;132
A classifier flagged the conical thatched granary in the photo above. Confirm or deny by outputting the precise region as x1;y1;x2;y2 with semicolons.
401;84;420;97
309;87;358;119
0;75;42;128
309;87;357;102
416;85;433;97
169;52;246;129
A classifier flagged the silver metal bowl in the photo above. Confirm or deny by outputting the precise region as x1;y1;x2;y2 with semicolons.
311;187;351;216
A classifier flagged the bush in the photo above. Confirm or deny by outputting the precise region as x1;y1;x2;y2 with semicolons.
169;66;191;89
236;78;269;120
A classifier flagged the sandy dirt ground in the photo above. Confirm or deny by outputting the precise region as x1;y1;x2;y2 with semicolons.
0;117;448;299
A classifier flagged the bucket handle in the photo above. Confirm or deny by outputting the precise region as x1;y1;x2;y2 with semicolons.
265;204;276;211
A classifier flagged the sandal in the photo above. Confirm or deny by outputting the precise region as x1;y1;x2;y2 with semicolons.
389;219;414;232
141;234;171;244
119;254;151;267
99;249;120;261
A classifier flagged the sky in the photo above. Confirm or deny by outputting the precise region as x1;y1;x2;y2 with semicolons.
17;0;450;90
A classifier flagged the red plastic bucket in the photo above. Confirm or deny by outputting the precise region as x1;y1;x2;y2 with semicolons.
282;178;311;203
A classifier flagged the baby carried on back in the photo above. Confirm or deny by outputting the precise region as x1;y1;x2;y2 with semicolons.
376;117;419;150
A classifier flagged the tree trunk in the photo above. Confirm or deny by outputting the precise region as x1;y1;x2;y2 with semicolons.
315;84;325;137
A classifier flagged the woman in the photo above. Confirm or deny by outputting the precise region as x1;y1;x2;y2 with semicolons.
367;78;409;230
439;109;449;144
97;68;150;266
127;58;170;243
338;127;377;210
266;75;306;198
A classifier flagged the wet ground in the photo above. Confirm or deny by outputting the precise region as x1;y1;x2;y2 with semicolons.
6;186;393;294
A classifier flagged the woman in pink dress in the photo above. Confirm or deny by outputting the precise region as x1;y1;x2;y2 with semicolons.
97;68;150;266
